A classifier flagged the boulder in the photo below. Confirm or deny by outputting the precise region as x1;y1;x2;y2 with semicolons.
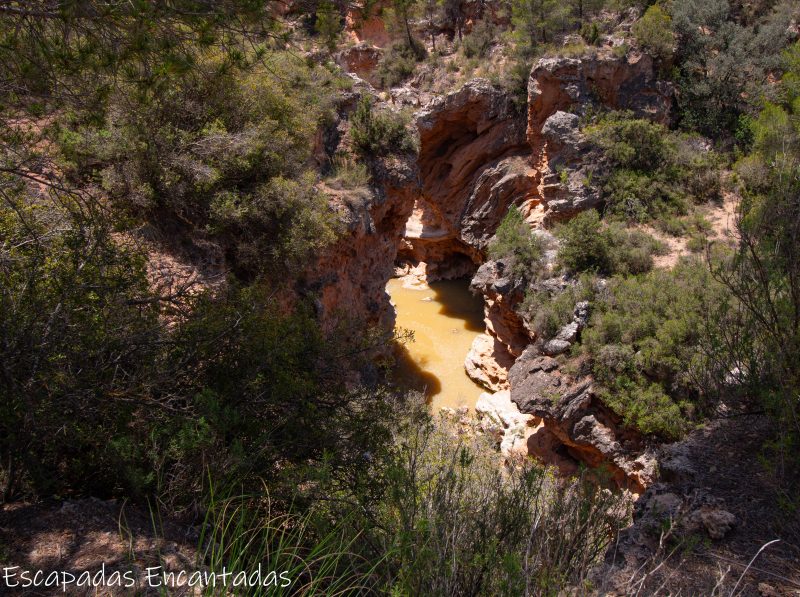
464;333;514;391
475;390;534;457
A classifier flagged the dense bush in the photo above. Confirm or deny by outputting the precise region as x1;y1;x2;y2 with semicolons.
585;112;723;222
377;39;426;88
670;0;797;138
350;95;416;156
461;20;497;58
487;207;545;281
580;261;723;438
0;188;394;505
632;4;674;61
556;210;666;275
58;51;345;278
713;42;800;449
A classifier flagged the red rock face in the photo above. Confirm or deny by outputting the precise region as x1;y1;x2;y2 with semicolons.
336;43;383;87
410;79;534;278
345;4;390;47
306;155;419;332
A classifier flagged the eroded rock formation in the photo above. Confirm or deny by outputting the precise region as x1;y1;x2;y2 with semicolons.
401;79;534;278
524;50;673;225
311;51;675;490
509;348;657;493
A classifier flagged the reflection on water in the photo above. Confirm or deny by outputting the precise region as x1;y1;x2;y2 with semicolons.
387;277;485;410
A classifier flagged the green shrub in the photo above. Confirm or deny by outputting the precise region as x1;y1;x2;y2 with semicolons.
461;20;496;58
487;207;545;281
326;154;371;190
523;275;596;340
58;51;343;279
350;95;416;156
632;4;674;61
556;210;666;275
585;112;723;222
580;261;722;438
377;40;426;88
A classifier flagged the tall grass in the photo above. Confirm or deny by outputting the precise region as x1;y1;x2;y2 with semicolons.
195;482;380;595
189;416;630;596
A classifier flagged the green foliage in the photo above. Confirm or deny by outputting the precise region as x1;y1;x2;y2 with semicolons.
189;415;629;595
716;42;800;443
350;95;416;156
461;20;496;58
315;0;342;52
487;207;545;281
523;275;596;340
59;51;343;278
581;261;722;437
586;112;723;222
377;39;426;88
510;0;569;57
632;4;674;61
325;154;371;190
670;0;797;137
556;210;666;275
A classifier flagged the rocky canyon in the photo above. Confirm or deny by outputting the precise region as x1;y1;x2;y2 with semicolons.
307;47;674;493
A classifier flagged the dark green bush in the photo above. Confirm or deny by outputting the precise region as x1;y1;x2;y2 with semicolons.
580;261;722;438
57;51;344;279
350;95;416;156
461;20;496;58
377;39;426;88
632;4;674;61
556;210;666;275
487;207;545;281
585;112;723;223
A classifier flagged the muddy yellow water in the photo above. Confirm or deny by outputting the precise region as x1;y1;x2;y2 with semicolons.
386;277;485;410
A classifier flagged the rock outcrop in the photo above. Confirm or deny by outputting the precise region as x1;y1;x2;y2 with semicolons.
475;389;534;458
336;43;383;87
470;259;530;357
524;50;673;224
509;347;657;493
399;79;534;277
464;333;514;391
305;90;420;330
345;2;390;47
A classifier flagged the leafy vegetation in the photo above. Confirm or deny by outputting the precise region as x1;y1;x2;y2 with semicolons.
632;4;674;62
670;0;797;137
582;261;723;438
377;37;427;88
556;210;666;276
350;95;416;156
713;41;800;449
585;112;723;222
487;207;545;281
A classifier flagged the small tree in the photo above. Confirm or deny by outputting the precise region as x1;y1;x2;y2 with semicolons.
487;207;544;281
633;4;675;61
316;0;342;53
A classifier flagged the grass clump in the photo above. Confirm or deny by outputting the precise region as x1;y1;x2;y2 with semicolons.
556;210;667;276
200;413;629;595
